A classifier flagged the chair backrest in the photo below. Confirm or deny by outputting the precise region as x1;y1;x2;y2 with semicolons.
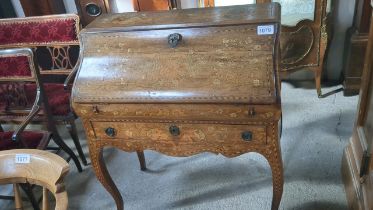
0;48;40;112
0;149;69;210
0;48;37;81
0;14;80;76
256;0;329;71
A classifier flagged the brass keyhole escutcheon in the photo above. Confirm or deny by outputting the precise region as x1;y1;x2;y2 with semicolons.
105;127;116;137
241;131;253;141
249;107;256;116
169;125;180;136
168;33;182;48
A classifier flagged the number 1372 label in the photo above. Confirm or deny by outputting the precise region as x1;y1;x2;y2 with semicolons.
257;25;275;35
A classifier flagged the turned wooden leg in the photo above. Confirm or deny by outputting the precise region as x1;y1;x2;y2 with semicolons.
264;148;284;210
90;145;123;210
13;184;23;210
42;187;49;210
136;150;147;171
19;183;40;210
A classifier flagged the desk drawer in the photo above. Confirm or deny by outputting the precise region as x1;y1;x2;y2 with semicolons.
74;104;281;122
91;121;267;146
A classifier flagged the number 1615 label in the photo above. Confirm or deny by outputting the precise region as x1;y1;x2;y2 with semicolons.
257;25;275;35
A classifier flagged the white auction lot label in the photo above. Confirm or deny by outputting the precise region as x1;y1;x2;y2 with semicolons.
15;154;31;164
257;25;275;35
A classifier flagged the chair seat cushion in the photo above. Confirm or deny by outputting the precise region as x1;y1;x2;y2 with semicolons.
0;131;47;150
25;83;71;116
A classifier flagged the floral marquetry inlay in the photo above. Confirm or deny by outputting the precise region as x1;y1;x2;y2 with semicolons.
72;4;283;210
76;25;277;104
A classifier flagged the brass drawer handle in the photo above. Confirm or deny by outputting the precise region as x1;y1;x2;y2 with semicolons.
92;105;99;114
105;127;116;137
168;33;182;48
241;131;253;141
169;125;180;136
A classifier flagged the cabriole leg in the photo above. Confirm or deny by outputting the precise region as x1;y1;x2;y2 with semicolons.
90;145;123;210
263;147;284;210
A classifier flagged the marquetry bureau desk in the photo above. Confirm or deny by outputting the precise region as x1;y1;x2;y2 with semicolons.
72;3;283;210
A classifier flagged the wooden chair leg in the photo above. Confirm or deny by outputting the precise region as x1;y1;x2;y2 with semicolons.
42;187;49;210
19;183;40;210
316;30;328;98
315;68;322;97
136;151;147;171
66;120;88;165
50;130;83;172
14;184;23;210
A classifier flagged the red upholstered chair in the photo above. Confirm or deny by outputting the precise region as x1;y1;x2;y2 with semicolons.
0;48;52;150
0;48;55;209
0;14;87;166
0;48;82;174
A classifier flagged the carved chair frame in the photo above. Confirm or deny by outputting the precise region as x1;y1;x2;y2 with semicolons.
0;14;87;166
0;43;83;173
0;149;69;210
257;0;331;97
0;48;57;210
